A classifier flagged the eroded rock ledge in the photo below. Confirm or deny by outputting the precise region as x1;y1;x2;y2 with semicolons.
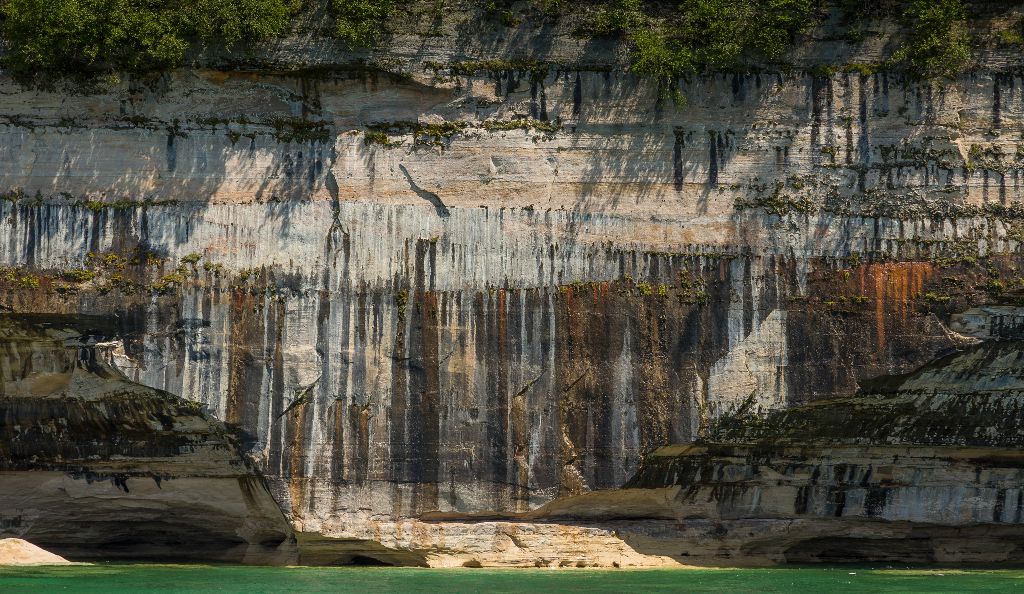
0;314;291;563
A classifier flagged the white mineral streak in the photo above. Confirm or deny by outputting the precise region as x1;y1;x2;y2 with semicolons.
707;309;788;418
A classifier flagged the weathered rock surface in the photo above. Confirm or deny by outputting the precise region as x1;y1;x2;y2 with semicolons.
2;0;1024;565
398;335;1024;566
600;339;1024;565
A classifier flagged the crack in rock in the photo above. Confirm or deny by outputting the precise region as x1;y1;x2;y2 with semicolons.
399;164;450;217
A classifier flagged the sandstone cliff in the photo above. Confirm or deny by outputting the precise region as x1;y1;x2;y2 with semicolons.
2;0;1024;565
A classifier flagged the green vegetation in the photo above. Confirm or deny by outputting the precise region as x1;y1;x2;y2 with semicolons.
630;29;693;103
842;62;881;77
203;261;225;275
840;0;976;79
0;0;1015;89
365;118;561;147
60;269;96;283
923;291;952;303
966;144;1016;174
594;0;814;101
0;246;239;297
607;0;1009;93
589;0;644;36
363;129;394;146
365;120;468;146
395;288;409;324
181;252;203;266
1;0;298;76
890;0;971;79
449;59;549;78
152;269;189;294
267;117;331;143
1;267;43;289
77;198;178;211
735;179;816;216
500;9;521;27
1;189;28;203
331;0;392;47
998;17;1024;46
414;121;468;145
482;118;562;135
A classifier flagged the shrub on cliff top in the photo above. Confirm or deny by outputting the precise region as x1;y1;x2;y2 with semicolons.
331;0;393;47
0;0;297;75
677;0;814;68
628;0;814;102
839;0;975;78
891;0;971;79
630;28;692;102
590;0;646;35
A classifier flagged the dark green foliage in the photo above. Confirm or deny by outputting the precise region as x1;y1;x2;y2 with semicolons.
838;0;898;21
675;0;815;68
997;18;1024;46
499;9;521;27
450;59;548;78
841;0;975;78
616;0;1009;94
590;0;646;37
0;0;1008;87
186;0;297;45
2;0;186;73
630;29;691;102
891;0;971;79
267;117;331;143
627;0;814;101
0;0;296;75
365;120;468;146
331;0;393;47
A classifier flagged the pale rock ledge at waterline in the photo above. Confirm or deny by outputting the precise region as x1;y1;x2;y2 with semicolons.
0;539;73;566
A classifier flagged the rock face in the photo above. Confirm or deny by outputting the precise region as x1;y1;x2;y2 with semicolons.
2;0;1024;565
602;338;1024;565
0;315;293;562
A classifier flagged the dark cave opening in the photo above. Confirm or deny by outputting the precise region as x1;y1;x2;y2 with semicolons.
334;554;395;567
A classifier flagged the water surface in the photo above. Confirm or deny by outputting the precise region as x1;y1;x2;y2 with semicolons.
2;564;1022;593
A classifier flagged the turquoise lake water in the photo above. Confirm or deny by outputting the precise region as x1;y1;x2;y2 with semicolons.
2;565;1024;593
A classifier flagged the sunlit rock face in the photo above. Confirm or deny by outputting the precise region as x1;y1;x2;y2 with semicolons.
0;3;1023;560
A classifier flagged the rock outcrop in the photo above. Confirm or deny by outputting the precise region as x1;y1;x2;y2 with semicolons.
0;314;294;562
598;337;1024;565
